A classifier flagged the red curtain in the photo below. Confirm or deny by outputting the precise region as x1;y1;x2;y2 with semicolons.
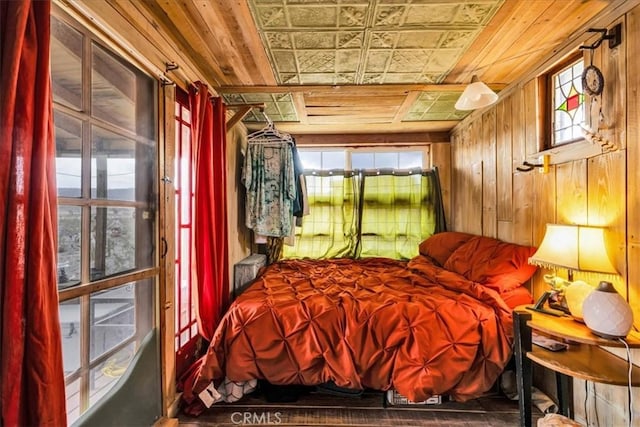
0;0;67;426
189;82;229;341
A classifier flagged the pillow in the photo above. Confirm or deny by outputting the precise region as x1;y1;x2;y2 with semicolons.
418;231;476;266
443;236;537;292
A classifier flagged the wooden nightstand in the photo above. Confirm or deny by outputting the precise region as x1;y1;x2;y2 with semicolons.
513;307;640;427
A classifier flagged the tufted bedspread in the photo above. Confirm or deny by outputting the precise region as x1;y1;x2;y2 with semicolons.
182;255;517;413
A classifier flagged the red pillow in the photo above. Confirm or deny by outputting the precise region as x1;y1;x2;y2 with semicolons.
418;231;475;266
443;236;537;292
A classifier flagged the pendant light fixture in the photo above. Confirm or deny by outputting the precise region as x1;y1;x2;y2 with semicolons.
454;75;499;111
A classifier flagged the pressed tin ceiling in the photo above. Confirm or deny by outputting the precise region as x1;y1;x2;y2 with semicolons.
224;0;503;127
247;0;503;86
77;0;616;134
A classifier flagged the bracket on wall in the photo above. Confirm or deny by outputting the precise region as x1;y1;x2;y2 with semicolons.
579;24;622;50
226;103;266;130
517;155;550;173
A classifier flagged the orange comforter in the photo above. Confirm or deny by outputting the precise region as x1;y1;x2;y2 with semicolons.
186;256;514;409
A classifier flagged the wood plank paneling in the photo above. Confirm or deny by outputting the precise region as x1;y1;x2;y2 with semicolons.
511;83;526;171
449;6;640;427
600;17;627;151
158;84;177;416
482;109;497;238
293;133;449;145
430;143;452;230
450;131;461;231
531;168;556;299
497;221;513;243
496;97;513;221
469;161;484;236
587;151;627;295
512;171;533;246
556;160;588;225
523;79;541;156
446;0;611;84
627;4;640;329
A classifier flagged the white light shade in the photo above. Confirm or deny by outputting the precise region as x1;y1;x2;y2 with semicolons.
454;76;499;110
528;224;618;275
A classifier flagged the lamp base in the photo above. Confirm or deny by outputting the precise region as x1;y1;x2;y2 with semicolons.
527;291;569;317
588;328;626;340
548;301;571;315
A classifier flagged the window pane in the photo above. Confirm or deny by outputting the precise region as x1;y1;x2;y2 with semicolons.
322;151;345;169
552;59;584;146
90;207;141;280
51;16;83;110
91;44;137;133
90;285;135;360
299;151;322;170
90;342;135;405
351;153;374;169
180;229;190;327
91;126;136;201
58;205;82;288
399;151;423;169
374;152;397;168
60;298;81;373
182;105;191;124
55;111;82;198
65;378;82;426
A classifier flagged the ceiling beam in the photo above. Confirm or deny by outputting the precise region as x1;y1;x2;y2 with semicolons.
217;83;507;95
293;132;450;146
252;120;459;135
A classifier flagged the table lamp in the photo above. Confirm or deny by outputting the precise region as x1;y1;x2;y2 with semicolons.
527;224;619;319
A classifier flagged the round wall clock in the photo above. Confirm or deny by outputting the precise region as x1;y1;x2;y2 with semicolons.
582;65;604;96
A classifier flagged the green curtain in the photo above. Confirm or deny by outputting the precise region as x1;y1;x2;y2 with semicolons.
283;168;446;260
283;171;359;259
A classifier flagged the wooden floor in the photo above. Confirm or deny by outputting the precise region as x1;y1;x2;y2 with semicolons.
179;388;543;426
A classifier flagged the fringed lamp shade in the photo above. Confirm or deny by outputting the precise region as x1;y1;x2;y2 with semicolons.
528;224;617;277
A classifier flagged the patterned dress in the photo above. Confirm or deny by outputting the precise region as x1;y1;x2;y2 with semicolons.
242;143;296;237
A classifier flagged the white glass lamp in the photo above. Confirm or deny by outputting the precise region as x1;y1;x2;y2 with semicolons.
582;281;633;339
454;75;499;111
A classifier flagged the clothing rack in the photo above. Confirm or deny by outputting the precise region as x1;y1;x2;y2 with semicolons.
226;103;266;130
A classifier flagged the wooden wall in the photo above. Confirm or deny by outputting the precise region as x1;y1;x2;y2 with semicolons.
226;124;253;290
450;4;640;425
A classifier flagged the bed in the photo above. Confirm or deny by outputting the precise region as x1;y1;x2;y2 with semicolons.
180;231;536;415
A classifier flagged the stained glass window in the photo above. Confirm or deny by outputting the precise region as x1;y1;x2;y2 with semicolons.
553;59;585;145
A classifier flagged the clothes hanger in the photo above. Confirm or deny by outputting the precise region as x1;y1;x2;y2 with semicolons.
247;112;293;145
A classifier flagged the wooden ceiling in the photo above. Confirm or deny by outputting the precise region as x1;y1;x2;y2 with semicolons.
64;0;616;135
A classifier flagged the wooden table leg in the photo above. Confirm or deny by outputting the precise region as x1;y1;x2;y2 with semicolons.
514;310;533;427
556;372;573;418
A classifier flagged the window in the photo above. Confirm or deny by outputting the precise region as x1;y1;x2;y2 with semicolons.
283;148;443;260
51;12;158;424
296;148;425;171
174;89;199;376
547;56;585;147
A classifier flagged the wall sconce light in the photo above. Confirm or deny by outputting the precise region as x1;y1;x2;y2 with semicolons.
454;75;499;111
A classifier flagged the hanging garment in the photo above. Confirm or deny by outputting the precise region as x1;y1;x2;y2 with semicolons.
242;141;296;238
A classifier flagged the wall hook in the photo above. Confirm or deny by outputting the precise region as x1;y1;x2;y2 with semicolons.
579;24;622;50
165;61;179;72
517;155;550;173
